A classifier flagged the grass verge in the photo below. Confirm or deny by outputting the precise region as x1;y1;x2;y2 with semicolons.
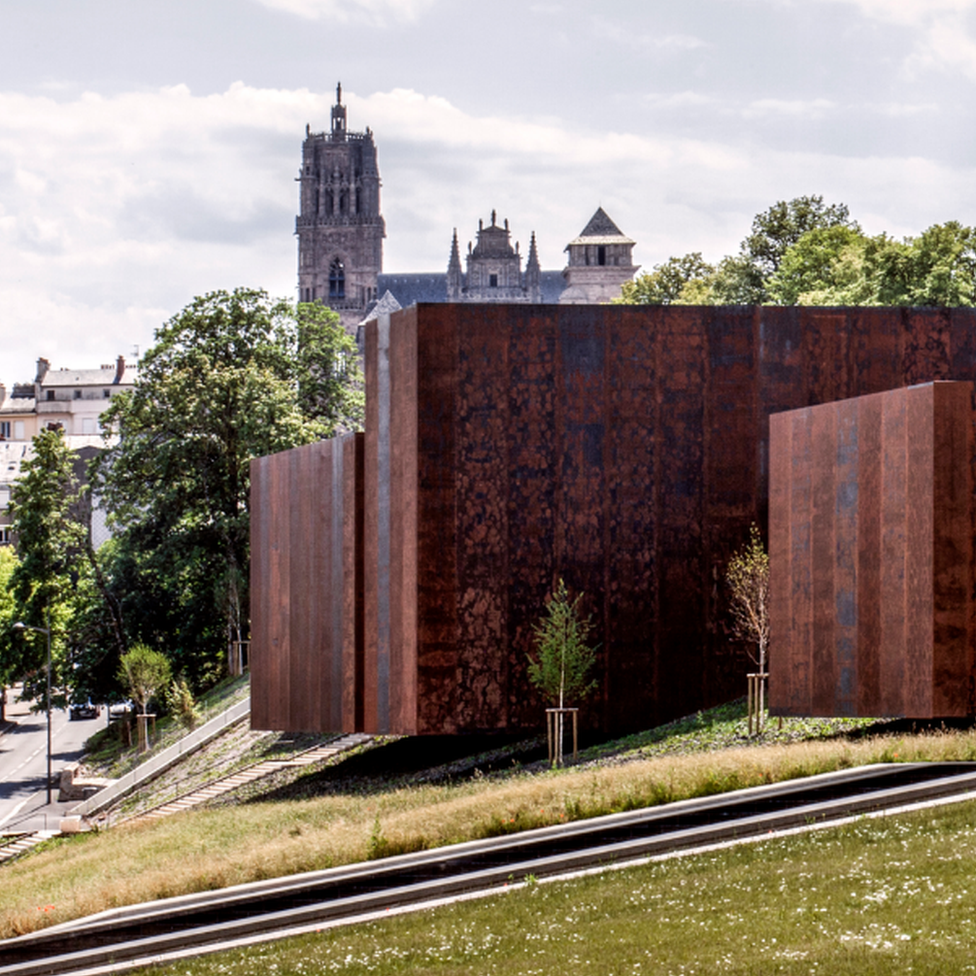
126;797;976;976
83;674;252;777
3;725;976;940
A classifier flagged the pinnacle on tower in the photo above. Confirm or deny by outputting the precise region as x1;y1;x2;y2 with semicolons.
525;231;542;303
447;228;463;301
331;81;347;138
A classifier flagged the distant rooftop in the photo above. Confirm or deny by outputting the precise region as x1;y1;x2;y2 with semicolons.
567;207;635;247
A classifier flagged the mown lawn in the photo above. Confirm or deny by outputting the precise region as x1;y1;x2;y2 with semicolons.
3;722;976;940
132;797;976;976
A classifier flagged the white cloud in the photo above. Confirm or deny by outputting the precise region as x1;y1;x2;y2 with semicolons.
592;16;709;51
813;0;976;25
252;0;435;25
1;81;974;387
742;98;836;119
802;0;976;79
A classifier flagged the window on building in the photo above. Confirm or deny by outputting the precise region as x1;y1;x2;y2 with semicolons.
13;422;24;440
329;257;345;299
0;528;10;545
46;390;55;401
0;422;9;439
489;274;499;288
598;246;606;266
104;389;111;398
74;390;82;399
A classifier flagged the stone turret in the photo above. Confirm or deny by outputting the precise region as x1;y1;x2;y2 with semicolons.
560;207;640;304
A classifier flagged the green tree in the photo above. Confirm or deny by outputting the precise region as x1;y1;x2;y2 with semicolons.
726;524;770;731
94;289;363;683
766;225;869;305
118;643;172;715
767;221;976;308
711;196;856;304
613;196;856;308
742;195;857;281
616;253;715;305
0;548;19;721
527;579;599;766
7;429;85;703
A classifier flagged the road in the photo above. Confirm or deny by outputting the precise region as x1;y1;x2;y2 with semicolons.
0;686;103;833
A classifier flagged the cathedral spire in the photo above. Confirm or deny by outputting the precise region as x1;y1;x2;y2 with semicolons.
525;231;542;303
331;81;347;139
447;228;463;301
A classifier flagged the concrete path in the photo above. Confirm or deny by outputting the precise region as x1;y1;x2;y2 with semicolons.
127;732;372;824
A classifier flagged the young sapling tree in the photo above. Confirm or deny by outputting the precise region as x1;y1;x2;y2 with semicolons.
527;579;598;766
118;644;172;751
726;524;770;731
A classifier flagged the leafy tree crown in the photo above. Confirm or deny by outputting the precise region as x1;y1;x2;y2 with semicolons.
527;579;599;708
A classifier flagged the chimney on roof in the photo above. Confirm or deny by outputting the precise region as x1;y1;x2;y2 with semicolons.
114;355;125;384
35;358;50;384
0;384;6;407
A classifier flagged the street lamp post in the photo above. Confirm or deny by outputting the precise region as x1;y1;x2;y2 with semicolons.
13;611;52;805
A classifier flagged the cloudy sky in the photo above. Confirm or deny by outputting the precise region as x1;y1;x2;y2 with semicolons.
2;0;975;384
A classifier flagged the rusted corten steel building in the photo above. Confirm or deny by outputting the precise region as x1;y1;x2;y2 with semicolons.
769;382;975;719
250;435;365;734
251;304;976;736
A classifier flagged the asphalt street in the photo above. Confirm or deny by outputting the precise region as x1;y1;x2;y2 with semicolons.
0;686;102;833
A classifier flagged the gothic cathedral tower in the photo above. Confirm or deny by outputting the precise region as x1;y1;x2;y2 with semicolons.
296;84;385;331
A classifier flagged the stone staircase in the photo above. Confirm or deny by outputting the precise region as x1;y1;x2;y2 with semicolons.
127;732;372;824
0;830;56;865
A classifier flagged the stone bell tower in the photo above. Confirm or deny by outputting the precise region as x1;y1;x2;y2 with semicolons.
296;83;386;331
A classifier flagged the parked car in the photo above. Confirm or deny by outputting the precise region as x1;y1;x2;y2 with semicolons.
108;701;133;721
69;701;100;721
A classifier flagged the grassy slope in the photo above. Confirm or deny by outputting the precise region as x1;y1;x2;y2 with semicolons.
130;798;976;976
2;702;976;940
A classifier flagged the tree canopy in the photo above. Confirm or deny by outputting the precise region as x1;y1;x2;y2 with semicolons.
616;195;976;309
85;288;363;687
617;252;715;305
5;429;85;697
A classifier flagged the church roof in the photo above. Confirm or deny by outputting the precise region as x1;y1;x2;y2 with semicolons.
377;273;449;308
567;207;635;247
359;289;403;325
376;271;567;309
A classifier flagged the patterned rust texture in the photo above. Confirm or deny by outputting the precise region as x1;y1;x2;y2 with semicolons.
252;305;976;735
769;382;974;718
250;435;364;733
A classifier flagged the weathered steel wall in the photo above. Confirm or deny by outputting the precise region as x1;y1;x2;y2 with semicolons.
252;304;976;735
362;305;976;734
769;382;975;718
250;434;364;733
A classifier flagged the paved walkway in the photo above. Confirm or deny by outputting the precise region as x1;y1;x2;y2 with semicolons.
125;732;372;825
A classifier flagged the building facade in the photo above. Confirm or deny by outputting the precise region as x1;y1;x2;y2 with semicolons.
33;356;136;436
446;211;542;303
296;84;385;331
